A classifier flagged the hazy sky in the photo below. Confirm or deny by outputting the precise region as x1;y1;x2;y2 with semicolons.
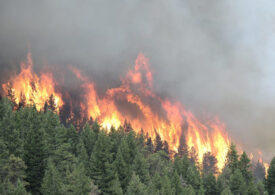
0;0;275;161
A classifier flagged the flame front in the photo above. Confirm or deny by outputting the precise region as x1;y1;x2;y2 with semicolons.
2;52;232;170
71;53;231;170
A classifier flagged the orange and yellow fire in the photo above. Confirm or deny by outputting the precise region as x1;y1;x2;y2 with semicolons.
69;53;231;170
1;52;234;170
2;52;63;112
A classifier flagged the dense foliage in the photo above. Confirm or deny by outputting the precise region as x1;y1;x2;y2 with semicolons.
0;97;273;195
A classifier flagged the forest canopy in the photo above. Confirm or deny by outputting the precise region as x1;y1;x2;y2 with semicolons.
0;97;274;195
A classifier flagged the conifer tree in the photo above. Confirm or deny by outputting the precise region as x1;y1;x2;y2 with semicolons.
203;152;218;175
91;120;100;134
154;133;163;153
0;105;23;157
247;182;259;195
189;147;198;165
229;169;246;194
52;142;78;176
0;154;28;194
266;157;275;195
126;173;147;195
90;132;122;194
4;179;30;195
23;125;46;194
126;131;137;164
159;175;175;195
66;125;79;155
253;161;266;182
163;141;169;155
80;123;97;158
239;152;253;184
0;98;13;120
47;94;57;113
43;110;61;157
76;139;89;171
114;147;131;192
186;165;201;191
221;187;233;195
64;163;91;195
107;173;123;195
132;151;150;184
41;158;63;195
145;137;154;153
182;185;196;195
171;171;184;194
109;127;123;158
3;155;27;185
256;181;265;195
226;143;239;173
203;173;218;195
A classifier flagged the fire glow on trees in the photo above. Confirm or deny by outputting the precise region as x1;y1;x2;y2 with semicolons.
2;52;233;170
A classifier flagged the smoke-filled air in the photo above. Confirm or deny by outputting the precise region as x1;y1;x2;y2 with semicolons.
0;0;275;194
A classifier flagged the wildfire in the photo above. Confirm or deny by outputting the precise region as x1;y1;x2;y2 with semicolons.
257;150;270;176
1;52;234;170
2;53;63;112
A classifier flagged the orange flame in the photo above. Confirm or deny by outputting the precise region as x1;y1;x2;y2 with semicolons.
257;150;269;176
1;52;246;171
2;53;63;112
69;53;231;170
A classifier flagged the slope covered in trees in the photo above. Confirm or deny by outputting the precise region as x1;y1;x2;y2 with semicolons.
0;97;273;195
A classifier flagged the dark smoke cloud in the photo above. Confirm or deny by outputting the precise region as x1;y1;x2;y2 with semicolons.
0;0;275;161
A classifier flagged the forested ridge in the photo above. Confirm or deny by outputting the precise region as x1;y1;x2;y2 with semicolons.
0;97;274;195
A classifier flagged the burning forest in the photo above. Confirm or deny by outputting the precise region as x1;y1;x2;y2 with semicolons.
1;1;275;194
1;51;269;173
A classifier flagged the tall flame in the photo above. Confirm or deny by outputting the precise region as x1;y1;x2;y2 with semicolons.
1;52;235;170
2;53;63;112
69;53;231;170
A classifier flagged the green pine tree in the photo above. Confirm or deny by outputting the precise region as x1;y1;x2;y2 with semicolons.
114;147;131;192
182;185;196;195
229;169;246;195
4;179;30;195
239;152;253;184
126;173;148;195
64;163;91;195
76;139;89;171
0;154;29;194
107;173;123;195
159;174;175;195
80;124;97;158
266;157;275;195
170;171;184;195
0;105;23;157
203;173;218;195
226;143;239;173
23;126;46;194
221;187;233;195
41;158;63;195
132;151;150;184
90;132;123;194
186;165;201;191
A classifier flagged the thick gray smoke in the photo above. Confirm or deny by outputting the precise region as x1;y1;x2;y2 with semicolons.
0;0;275;161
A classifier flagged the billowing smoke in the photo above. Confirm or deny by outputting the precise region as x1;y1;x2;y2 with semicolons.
0;0;275;162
